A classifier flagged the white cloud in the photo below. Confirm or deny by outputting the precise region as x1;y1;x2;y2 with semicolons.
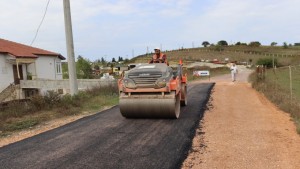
0;0;299;61
181;0;300;45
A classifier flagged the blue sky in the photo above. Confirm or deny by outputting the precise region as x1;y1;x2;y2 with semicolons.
0;0;299;61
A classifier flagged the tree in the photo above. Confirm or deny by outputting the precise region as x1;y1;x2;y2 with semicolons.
235;42;247;46
62;62;69;79
123;58;130;64
202;41;210;47
235;42;241;45
283;42;288;49
294;43;300;46
249;59;253;64
249;41;261;47
217;40;228;46
112;57;116;63
256;58;277;68
100;57;106;65
270;42;277;46
76;55;93;79
118;56;124;62
94;65;100;70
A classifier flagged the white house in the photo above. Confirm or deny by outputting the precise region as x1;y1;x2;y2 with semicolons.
0;38;65;101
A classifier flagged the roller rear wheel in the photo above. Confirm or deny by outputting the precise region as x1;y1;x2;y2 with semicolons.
119;92;180;119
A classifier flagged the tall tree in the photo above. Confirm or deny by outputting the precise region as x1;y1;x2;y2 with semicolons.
101;57;106;65
217;40;228;46
270;42;277;46
283;42;288;49
202;41;210;47
112;57;116;63
76;55;93;79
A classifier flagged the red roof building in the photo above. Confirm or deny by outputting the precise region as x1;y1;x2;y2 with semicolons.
0;38;65;59
0;38;65;98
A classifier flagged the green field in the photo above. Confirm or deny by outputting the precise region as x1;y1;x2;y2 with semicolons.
265;66;300;100
250;66;300;133
133;46;300;67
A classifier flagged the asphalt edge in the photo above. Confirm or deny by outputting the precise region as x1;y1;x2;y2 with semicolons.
176;82;216;169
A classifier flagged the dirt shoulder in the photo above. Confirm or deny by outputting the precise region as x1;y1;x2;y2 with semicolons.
182;68;300;169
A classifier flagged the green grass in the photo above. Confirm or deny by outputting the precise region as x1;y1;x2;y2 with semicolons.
250;67;300;134
296;118;300;134
81;95;118;112
4;118;40;132
264;67;300;100
0;86;119;136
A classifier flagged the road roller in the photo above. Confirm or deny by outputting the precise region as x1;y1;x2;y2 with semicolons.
118;61;187;118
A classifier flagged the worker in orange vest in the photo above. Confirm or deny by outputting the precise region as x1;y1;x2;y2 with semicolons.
149;47;168;65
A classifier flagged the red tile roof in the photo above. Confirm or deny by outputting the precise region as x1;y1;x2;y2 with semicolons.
0;38;65;60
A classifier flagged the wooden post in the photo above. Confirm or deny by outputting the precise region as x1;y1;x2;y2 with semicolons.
289;66;292;103
16;60;20;79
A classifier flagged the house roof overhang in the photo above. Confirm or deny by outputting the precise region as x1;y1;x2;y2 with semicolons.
0;38;66;60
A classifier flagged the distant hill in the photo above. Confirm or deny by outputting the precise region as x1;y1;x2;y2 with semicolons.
131;46;300;66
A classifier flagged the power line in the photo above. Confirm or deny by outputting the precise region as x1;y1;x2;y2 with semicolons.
30;0;51;46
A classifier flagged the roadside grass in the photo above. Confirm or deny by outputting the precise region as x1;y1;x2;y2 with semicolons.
249;70;300;134
0;85;119;137
296;118;300;134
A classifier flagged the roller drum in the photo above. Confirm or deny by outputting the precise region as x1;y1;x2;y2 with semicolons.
119;92;180;118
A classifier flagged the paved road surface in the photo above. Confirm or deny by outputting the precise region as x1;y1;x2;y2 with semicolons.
0;83;214;169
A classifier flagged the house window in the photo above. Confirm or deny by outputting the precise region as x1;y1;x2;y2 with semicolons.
56;62;62;74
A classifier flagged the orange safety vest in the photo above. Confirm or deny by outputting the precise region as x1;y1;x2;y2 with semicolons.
151;53;167;62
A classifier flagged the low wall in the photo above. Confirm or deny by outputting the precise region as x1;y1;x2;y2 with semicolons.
20;79;117;93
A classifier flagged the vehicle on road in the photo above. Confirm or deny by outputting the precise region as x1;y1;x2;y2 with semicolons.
118;60;187;118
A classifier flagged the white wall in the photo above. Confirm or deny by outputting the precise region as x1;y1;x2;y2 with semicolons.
28;56;63;80
0;54;15;92
1;54;63;92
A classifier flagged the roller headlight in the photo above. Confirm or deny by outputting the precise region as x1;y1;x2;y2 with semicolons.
123;78;136;89
155;77;167;88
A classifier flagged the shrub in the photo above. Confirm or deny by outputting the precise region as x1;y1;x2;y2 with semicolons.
4;118;40;131
217;40;228;46
30;95;47;111
249;41;261;47
256;58;277;68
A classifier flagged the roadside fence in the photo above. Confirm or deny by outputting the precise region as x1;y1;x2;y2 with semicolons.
252;65;300;118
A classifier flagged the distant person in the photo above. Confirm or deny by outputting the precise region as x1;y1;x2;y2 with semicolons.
230;63;238;82
149;47;168;65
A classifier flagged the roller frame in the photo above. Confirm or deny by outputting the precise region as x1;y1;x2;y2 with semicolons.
118;63;187;119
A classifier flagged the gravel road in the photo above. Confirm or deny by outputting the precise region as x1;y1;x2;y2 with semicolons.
183;68;300;169
0;83;214;169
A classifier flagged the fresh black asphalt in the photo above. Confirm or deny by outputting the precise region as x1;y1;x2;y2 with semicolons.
0;83;214;169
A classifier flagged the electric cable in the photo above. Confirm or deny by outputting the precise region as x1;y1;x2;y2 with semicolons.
30;0;51;46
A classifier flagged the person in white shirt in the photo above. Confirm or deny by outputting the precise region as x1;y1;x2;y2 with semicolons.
230;63;238;82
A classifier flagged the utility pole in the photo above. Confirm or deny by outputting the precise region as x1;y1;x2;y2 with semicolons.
132;49;134;58
147;46;149;55
63;0;78;95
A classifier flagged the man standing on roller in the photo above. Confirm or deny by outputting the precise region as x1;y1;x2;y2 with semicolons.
149;47;168;65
